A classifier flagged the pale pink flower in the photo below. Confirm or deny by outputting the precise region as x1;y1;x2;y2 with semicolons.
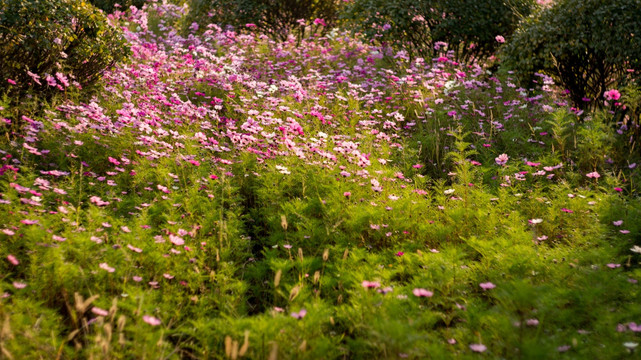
99;263;115;273
7;255;19;266
92;307;109;317
169;234;184;246
142;315;161;326
412;288;433;297
480;282;496;290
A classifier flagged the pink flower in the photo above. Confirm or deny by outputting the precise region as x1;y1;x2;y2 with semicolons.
495;153;509;166
362;280;380;289
526;319;539;326
7;255;19;266
586;171;600;179
169;234;185;246
52;235;66;242
142;315;161;326
412;288;433;297
99;263;115;273
479;282;496;290
470;343;487;352
7;79;16;85
127;244;143;253
92;307;109;317
245;23;257;28
291;309;307;319
613;220;623;226
604;89;621;101
495;35;505;43
313;18;327;26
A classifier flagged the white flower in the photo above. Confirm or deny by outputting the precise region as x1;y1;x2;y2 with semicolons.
631;245;641;254
444;189;455;195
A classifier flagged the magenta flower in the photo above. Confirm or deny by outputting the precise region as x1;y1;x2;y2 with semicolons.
604;89;621;101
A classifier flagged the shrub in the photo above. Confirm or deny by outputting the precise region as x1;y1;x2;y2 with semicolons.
341;0;534;62
501;0;641;108
88;0;147;13
187;0;341;40
0;0;130;98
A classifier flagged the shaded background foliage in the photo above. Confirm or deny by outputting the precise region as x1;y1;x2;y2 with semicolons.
0;0;129;98
187;0;341;40
88;0;147;12
340;0;535;62
501;0;641;108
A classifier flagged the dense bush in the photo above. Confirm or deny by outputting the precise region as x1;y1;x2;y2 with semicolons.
89;0;147;13
502;0;641;108
341;0;534;62
187;0;341;40
0;0;129;98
